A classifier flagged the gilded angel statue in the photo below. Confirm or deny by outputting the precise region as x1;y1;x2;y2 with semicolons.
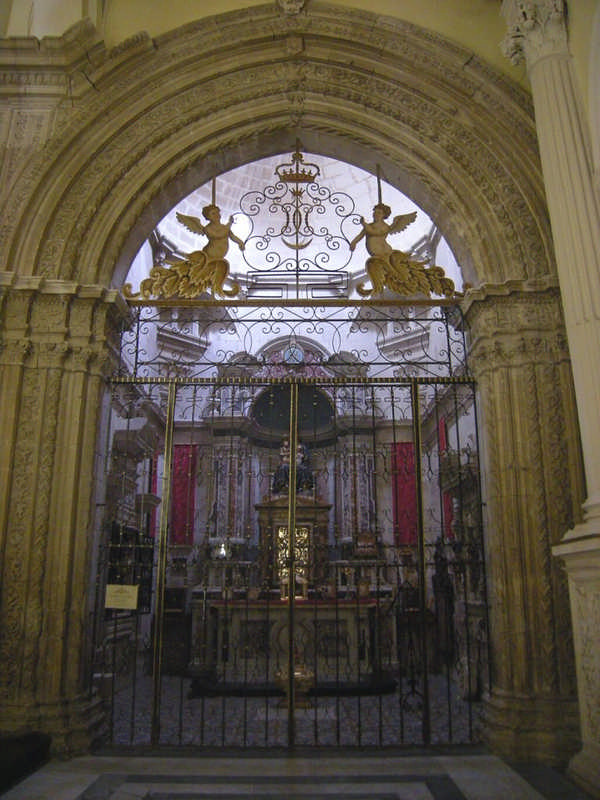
124;204;245;300
349;203;455;298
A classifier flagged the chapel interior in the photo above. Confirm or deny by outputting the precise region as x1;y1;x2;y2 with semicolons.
0;1;599;799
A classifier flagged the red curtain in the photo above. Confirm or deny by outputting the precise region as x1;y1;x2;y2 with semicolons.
170;445;197;545
392;442;418;546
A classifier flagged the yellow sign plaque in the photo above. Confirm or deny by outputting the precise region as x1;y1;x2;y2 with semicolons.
105;584;139;610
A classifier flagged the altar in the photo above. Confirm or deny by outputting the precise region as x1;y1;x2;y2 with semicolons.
188;594;395;695
188;488;397;695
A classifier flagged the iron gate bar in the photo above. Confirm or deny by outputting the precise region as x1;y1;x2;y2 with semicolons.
150;381;177;745
287;381;299;746
109;376;474;386
411;380;431;745
98;303;488;749
124;298;467;308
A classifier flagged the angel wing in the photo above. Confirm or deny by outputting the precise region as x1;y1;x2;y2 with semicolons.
176;212;207;236
387;211;417;235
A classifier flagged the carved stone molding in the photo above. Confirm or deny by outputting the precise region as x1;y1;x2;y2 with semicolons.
0;278;128;719
501;0;568;67
463;283;584;763
464;282;571;373
0;5;551;293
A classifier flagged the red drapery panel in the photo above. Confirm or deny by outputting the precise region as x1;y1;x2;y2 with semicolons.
392;442;418;546
170;445;197;545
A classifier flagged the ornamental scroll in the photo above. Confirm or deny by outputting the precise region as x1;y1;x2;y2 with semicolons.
123;146;458;302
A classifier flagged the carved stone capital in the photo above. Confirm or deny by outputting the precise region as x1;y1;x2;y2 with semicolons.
33;340;70;369
0;338;31;366
463;282;569;374
501;0;568;68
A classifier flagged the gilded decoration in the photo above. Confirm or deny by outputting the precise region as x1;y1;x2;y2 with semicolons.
124;198;244;300
123;147;459;302
349;203;455;298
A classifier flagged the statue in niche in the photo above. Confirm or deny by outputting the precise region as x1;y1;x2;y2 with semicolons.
124;203;245;299
349;203;455;298
272;438;314;494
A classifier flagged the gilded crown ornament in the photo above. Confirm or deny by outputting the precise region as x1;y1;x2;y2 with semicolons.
123;148;462;303
275;144;320;184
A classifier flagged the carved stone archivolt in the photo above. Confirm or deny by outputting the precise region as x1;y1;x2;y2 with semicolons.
0;1;582;763
0;5;550;293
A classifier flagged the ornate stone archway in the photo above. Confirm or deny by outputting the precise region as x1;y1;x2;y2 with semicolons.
1;7;553;288
0;5;584;760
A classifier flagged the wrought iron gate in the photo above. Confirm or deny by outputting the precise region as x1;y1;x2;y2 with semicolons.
91;301;488;748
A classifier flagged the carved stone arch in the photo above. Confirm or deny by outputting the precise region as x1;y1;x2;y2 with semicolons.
1;4;555;290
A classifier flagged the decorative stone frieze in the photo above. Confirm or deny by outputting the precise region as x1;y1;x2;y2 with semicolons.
463;284;584;763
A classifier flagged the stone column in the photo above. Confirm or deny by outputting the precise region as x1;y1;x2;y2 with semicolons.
502;3;600;792
0;274;127;754
464;283;584;764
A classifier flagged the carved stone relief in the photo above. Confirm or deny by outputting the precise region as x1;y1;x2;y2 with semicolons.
573;583;600;740
502;0;568;66
0;281;126;747
0;5;551;293
464;285;583;758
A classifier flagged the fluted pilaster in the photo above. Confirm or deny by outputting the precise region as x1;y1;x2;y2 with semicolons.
503;0;600;519
502;3;600;791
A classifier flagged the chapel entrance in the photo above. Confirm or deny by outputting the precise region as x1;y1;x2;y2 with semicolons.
90;301;488;748
89;147;488;748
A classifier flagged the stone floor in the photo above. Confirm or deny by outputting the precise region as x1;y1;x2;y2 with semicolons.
0;752;593;800
107;673;481;747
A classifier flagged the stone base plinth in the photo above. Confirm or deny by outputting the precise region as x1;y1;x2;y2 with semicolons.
483;690;580;767
0;694;105;756
568;742;600;799
553;527;600;799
